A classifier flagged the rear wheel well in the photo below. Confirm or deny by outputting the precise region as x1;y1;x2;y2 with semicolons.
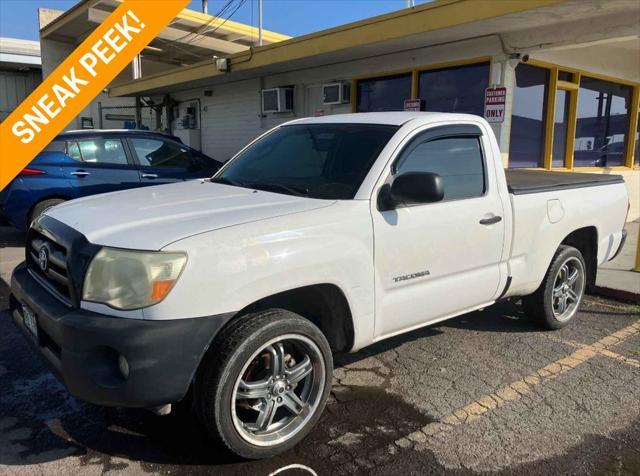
561;227;597;291
236;284;355;353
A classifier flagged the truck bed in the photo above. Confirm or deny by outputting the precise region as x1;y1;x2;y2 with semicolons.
505;169;624;195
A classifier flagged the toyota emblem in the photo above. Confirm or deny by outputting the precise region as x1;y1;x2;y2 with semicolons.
38;247;49;272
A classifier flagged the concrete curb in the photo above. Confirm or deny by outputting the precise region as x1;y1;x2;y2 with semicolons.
592;286;640;305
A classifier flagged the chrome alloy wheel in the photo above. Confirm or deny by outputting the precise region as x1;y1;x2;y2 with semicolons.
231;334;325;447
551;256;585;322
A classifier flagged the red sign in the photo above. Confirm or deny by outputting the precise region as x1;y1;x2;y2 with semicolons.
404;99;423;112
484;86;506;123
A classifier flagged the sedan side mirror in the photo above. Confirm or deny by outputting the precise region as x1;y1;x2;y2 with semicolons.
379;172;444;210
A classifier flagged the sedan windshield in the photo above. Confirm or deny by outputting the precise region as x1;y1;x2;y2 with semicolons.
212;124;399;199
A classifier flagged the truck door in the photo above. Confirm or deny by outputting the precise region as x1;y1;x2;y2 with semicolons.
371;124;505;337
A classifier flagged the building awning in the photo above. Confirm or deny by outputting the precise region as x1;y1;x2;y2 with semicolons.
107;0;640;98
0;37;41;68
40;0;290;69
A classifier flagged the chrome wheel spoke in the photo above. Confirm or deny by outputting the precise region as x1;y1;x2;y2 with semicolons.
285;355;312;384
281;391;306;415
255;397;278;431
237;378;271;400
267;343;287;377
567;268;579;285
553;285;564;298
566;289;578;302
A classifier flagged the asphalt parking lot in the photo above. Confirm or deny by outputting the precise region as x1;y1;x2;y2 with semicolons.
1;264;639;476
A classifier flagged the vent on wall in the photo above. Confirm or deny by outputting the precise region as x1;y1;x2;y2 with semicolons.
262;87;294;113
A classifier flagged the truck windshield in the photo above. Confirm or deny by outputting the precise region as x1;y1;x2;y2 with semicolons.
212;124;399;199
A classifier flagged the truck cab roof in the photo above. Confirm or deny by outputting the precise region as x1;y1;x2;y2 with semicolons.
288;111;484;127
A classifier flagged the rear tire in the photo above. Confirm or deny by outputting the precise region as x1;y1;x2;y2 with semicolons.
29;199;65;227
194;309;333;459
522;245;586;330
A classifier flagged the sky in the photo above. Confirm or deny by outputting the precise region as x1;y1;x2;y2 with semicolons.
0;0;429;41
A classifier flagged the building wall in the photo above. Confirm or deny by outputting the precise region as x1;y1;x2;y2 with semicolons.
169;36;505;159
0;68;41;122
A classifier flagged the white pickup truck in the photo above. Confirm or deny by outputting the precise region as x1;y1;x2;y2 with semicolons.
11;112;629;458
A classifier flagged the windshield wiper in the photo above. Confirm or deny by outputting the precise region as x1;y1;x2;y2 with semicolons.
247;182;309;197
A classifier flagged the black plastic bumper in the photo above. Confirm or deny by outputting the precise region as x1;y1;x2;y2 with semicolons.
10;262;233;408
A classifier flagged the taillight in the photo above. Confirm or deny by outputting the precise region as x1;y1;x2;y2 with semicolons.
19;168;46;176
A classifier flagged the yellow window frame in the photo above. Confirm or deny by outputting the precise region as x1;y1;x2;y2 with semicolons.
528;59;640;171
351;56;492;113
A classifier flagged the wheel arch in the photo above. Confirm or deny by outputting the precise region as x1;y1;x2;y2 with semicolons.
559;226;598;292
233;283;355;353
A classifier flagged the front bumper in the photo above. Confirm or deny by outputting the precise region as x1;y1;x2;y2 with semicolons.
10;262;233;408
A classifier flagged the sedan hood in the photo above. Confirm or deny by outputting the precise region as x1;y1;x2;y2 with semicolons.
45;180;334;249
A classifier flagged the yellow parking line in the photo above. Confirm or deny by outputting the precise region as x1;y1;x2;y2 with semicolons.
396;320;640;447
543;330;640;369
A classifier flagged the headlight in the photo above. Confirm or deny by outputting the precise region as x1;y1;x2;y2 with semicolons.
83;248;187;310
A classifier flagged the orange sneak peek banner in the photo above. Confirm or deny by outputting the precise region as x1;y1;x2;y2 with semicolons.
0;0;190;190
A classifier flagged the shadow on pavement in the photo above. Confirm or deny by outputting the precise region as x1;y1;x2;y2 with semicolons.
0;225;25;248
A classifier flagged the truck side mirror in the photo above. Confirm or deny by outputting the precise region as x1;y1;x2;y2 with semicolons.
379;172;444;210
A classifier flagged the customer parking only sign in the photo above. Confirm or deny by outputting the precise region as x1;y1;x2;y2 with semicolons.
484;86;506;123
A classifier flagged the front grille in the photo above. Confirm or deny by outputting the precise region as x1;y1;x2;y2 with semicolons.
26;228;73;306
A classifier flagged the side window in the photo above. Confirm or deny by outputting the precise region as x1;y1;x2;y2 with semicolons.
130;138;192;169
76;138;129;165
66;141;82;161
395;136;485;200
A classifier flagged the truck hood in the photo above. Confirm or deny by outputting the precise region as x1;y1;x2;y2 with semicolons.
45;180;334;250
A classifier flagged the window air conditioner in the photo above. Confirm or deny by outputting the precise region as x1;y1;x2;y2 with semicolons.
261;87;294;113
322;82;350;105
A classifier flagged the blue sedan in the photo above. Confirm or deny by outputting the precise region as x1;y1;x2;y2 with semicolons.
0;130;222;229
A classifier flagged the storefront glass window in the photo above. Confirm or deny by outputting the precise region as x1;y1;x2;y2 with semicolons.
573;77;631;167
508;64;549;168
418;62;490;116
552;90;571;167
356;73;412;112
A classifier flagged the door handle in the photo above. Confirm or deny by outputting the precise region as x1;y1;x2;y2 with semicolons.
479;215;502;225
141;173;159;179
70;170;90;177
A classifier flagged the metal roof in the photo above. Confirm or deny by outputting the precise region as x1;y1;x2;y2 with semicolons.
40;0;290;69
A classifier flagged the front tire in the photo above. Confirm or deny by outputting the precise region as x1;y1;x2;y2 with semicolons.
194;309;333;459
522;245;586;329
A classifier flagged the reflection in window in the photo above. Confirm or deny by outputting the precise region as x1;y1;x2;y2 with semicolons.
396;137;485;200
573;77;631;167
552;90;571;167
131;138;190;168
418;62;490;116
77;138;128;165
356;73;412;112
509;64;549;168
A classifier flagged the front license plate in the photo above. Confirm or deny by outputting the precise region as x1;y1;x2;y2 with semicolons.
22;305;38;339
